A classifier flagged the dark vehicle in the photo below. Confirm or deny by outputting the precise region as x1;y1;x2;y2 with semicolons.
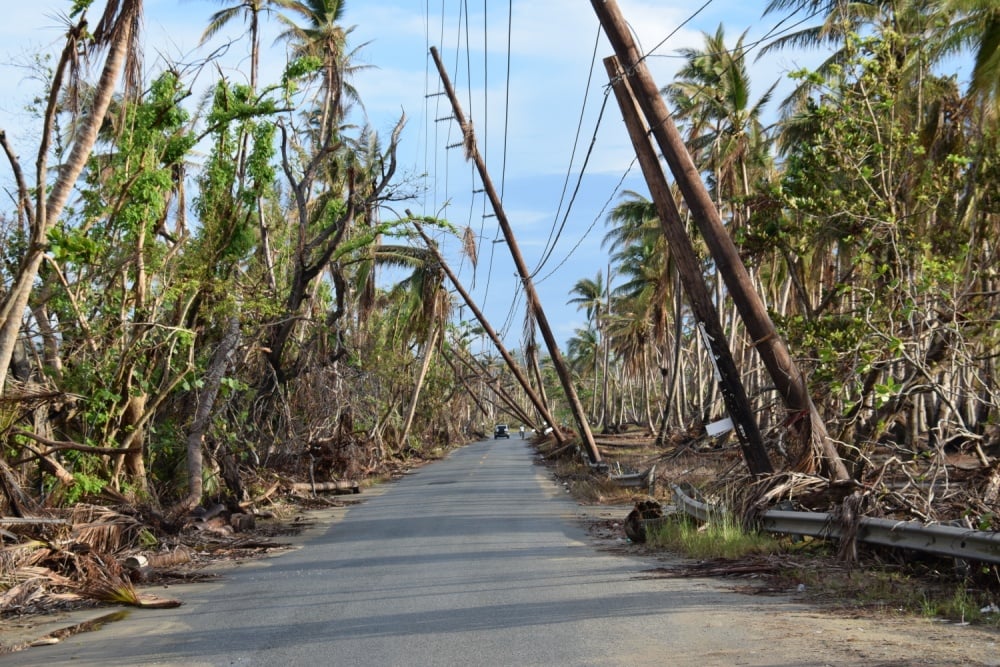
494;424;510;439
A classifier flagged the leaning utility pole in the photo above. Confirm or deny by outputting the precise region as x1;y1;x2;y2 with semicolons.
591;0;848;481
411;219;564;444
429;46;602;464
605;55;772;476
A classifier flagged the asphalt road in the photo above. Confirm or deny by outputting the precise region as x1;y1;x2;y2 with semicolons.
6;439;998;666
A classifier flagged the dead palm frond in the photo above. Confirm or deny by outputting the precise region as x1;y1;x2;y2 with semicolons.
1;541;53;578
0;577;46;611
69;504;146;555
77;552;139;605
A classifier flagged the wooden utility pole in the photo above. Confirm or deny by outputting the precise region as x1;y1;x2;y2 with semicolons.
440;349;493;423
411;219;563;443
592;0;849;481
430;46;602;464
452;348;537;428
605;55;772;476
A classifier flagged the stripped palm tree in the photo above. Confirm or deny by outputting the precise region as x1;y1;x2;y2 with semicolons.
201;0;298;92
0;0;145;389
568;272;607;423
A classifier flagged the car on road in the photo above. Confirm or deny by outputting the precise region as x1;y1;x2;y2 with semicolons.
494;424;510;439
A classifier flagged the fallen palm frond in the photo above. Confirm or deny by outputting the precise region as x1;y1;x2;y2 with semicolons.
735;472;837;524
4;565;72;588
0;578;45;611
1;541;53;581
70;504;147;555
78;552;140;605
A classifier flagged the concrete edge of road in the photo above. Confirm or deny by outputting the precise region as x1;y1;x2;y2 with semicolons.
0;486;392;656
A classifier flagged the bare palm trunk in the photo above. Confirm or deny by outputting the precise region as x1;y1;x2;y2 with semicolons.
399;324;440;447
0;4;138;389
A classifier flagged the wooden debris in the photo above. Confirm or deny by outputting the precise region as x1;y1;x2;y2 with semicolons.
135;594;181;609
191;503;226;522
122;546;193;571
230;513;256;532
191;516;233;536
290;480;360;495
624;499;664;543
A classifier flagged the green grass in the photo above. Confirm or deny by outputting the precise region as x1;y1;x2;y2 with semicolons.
921;586;988;624
646;511;784;560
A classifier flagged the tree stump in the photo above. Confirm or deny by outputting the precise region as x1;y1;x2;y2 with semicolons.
624;499;663;543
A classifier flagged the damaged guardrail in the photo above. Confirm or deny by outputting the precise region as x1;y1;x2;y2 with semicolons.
671;484;1000;565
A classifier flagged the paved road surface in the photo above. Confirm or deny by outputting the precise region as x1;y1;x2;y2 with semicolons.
6;439;998;666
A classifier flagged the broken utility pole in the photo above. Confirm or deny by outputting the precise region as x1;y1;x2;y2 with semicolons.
429;46;602;465
604;55;772;476
591;0;849;481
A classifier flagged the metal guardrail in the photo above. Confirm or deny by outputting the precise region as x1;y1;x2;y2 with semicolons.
670;484;1000;565
609;465;657;495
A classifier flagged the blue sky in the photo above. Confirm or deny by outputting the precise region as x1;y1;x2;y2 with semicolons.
0;1;827;353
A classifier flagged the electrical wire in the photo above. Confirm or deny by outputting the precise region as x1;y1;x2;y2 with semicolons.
528;24;603;278
538;156;638;284
530;88;611;281
418;0;824;348
639;0;715;66
500;0;512;199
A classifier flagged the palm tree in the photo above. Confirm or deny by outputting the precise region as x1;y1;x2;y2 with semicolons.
601;191;684;430
367;243;452;447
568;272;607;420
566;325;599;376
0;0;144;389
201;0;297;92
763;1;960;114
604;192;677;362
568;272;606;328
946;0;1000;101
664;25;777;232
278;0;353;146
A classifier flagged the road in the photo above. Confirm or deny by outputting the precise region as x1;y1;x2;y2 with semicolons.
6;439;999;666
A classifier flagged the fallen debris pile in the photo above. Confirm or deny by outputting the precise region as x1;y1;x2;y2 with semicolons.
0;496;332;625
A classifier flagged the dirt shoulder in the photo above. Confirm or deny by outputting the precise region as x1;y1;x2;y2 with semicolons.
570;502;1000;666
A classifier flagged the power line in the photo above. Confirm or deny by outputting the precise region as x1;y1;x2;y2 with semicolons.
529;25;604;278
539;157;638;284
640;0;715;64
530;88;611;281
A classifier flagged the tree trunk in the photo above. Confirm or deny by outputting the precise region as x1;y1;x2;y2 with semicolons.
176;316;241;512
399;324;439;447
0;5;137;389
